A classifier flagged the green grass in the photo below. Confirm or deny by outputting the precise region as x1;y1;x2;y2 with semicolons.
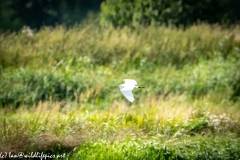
73;137;240;160
0;23;240;159
0;102;240;159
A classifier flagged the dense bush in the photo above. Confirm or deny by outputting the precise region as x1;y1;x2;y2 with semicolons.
0;58;238;107
231;74;240;101
0;70;86;107
0;0;102;31
0;24;240;107
100;0;239;28
73;138;240;159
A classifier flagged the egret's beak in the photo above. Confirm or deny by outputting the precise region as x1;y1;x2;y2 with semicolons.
139;86;145;88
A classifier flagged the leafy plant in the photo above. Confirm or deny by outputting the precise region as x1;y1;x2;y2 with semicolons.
100;0;231;28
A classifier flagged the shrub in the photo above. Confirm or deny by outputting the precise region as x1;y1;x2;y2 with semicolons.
100;0;231;28
0;69;86;107
231;74;240;101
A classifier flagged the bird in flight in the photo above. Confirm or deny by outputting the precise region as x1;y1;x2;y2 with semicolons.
118;79;145;102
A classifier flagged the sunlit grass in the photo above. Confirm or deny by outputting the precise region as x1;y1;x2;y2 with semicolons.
1;96;239;155
1;23;239;69
0;23;240;159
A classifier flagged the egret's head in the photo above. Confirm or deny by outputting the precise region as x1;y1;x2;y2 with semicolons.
118;84;124;89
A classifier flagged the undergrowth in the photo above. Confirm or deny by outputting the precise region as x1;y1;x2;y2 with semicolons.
0;101;239;159
0;23;240;159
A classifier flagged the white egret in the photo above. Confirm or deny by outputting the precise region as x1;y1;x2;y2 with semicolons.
118;79;145;102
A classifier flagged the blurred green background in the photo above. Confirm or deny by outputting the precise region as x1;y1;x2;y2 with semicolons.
0;0;240;107
1;0;240;158
1;0;240;31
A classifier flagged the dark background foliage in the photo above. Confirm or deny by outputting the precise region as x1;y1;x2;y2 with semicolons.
0;0;240;31
100;0;240;28
0;0;103;31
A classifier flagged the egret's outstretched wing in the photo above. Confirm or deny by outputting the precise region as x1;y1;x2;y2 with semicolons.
120;90;134;102
119;79;137;102
123;79;137;86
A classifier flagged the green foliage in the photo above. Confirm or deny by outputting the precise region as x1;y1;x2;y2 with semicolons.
1;21;240;159
1;106;239;159
0;69;86;107
0;58;238;107
0;24;240;107
1;24;239;69
176;138;240;160
100;0;234;27
0;0;102;31
71;138;240;160
231;75;240;101
74;140;177;160
0;1;23;30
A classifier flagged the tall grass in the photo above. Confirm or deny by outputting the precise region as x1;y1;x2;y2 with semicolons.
0;23;240;159
1;57;239;107
1;24;240;69
0;101;239;158
1;24;240;107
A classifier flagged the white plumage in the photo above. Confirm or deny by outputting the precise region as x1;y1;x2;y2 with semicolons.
118;79;144;102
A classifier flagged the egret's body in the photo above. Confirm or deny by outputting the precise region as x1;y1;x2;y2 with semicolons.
118;79;144;102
